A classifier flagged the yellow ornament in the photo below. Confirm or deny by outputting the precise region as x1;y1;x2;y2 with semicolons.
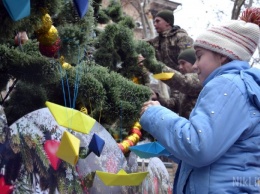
60;56;72;70
133;122;142;129
56;131;80;166
132;133;140;141
80;106;88;115
37;25;59;46
36;13;53;34
132;77;139;84
126;135;138;144
121;141;130;150
62;62;72;70
153;72;174;80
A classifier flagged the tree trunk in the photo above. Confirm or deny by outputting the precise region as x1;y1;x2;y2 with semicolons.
231;0;246;19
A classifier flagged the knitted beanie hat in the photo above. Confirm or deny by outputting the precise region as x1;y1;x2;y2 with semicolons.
178;48;196;64
156;10;174;26
194;7;260;62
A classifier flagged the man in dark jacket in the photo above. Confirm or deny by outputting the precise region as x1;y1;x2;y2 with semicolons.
148;10;194;70
143;10;195;100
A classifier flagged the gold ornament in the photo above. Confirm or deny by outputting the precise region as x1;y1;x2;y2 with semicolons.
60;56;72;70
37;25;59;46
36;14;53;34
133;122;141;129
80;106;88;115
132;77;139;84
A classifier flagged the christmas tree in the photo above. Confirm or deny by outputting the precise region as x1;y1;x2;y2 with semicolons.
0;0;168;193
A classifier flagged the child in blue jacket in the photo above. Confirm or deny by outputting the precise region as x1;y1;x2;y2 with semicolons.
140;7;260;194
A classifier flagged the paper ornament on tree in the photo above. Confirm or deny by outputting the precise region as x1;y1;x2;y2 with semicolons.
153;72;174;80
44;140;61;170
96;169;148;186
87;133;105;157
73;0;89;18
3;0;30;21
56;131;80;166
46;101;96;134
129;141;171;158
8;107;129;193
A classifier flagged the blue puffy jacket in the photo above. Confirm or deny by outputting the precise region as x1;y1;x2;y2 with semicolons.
140;60;260;193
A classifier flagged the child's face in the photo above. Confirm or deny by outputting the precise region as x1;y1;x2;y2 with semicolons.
193;47;223;84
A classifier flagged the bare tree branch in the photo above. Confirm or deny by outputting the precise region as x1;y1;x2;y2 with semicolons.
231;0;246;19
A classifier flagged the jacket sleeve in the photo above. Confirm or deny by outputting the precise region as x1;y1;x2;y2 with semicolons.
161;65;202;96
140;76;251;167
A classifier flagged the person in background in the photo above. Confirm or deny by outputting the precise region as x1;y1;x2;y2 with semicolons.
142;9;194;99
153;48;201;119
140;7;260;193
148;10;193;70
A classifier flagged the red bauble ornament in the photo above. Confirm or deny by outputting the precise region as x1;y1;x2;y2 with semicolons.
44;140;61;170
39;38;61;58
0;176;14;194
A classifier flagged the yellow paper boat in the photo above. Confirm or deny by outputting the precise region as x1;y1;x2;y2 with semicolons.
96;169;148;186
46;101;96;134
153;72;174;80
56;131;80;166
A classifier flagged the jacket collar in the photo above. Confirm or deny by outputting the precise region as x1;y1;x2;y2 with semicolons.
159;25;183;37
203;60;250;86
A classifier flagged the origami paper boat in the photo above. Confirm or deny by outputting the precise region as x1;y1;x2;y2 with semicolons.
153;72;174;80
3;0;30;21
96;169;148;186
129;141;171;158
46;101;96;134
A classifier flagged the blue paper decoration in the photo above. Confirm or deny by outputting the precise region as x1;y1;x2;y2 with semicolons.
129;142;171;159
88;133;105;157
3;0;30;21
73;0;89;18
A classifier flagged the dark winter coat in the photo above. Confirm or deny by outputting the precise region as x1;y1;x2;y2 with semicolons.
148;26;194;70
157;67;202;119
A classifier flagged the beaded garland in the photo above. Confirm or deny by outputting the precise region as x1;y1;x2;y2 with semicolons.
78;104;142;154
117;122;142;154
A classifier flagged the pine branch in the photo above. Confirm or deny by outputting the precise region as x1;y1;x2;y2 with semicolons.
20;136;34;173
33;138;49;169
